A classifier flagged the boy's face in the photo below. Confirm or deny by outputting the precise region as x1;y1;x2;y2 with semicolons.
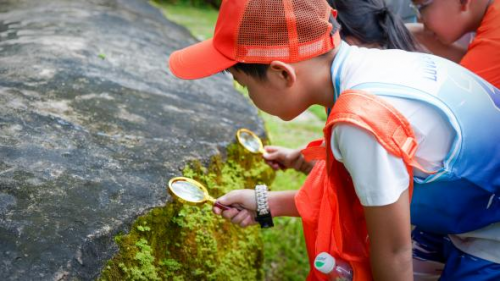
228;67;307;121
413;0;468;44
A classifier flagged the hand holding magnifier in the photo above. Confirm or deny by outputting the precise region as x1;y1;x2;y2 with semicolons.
236;128;285;169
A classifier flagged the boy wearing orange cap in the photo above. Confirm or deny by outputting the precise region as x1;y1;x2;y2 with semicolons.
169;0;500;280
409;0;500;88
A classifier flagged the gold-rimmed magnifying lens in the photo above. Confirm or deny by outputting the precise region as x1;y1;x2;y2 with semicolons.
167;177;231;211
236;128;265;154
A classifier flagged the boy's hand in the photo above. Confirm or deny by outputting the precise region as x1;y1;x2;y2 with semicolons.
213;189;258;228
263;146;314;174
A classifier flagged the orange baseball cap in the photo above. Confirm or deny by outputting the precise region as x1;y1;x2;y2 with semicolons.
169;0;341;80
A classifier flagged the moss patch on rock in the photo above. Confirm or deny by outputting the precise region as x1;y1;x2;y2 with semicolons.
99;144;274;280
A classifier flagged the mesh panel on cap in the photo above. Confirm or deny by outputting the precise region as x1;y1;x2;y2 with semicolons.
236;0;289;59
293;0;330;43
235;0;333;63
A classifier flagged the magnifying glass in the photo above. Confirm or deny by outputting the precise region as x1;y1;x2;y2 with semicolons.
168;177;233;211
236;128;265;154
236;128;286;169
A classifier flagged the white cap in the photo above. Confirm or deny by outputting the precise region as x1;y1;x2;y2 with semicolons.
314;252;336;274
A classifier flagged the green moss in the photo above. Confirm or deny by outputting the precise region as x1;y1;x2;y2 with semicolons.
99;143;274;280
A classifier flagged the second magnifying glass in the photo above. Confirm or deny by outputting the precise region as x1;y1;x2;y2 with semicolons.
236;128;285;169
236;128;265;154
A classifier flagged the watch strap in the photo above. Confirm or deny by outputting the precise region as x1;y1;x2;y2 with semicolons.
255;185;274;228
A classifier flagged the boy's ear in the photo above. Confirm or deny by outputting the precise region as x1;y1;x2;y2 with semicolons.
269;61;296;87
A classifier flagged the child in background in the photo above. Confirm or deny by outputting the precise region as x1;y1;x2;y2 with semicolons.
408;0;500;88
168;0;500;280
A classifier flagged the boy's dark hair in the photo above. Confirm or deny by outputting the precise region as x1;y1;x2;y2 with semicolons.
328;0;418;51
230;15;341;80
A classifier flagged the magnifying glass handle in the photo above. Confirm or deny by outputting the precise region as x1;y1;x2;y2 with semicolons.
214;201;231;211
214;201;243;211
277;162;286;170
267;160;286;170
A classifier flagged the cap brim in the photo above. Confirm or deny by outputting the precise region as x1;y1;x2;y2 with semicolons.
169;38;237;80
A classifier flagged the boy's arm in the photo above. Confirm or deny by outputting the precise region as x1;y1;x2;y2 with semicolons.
364;189;413;281
213;189;300;227
269;190;300;217
216;189;300;217
407;23;468;63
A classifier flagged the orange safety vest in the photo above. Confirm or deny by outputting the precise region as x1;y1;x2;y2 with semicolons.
295;90;428;281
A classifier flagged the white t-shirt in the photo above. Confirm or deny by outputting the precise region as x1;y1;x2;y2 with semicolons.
331;96;453;207
329;43;500;263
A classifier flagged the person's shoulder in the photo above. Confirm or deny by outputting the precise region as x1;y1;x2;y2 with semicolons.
478;0;500;32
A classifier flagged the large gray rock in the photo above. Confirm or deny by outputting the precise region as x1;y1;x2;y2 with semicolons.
0;0;264;279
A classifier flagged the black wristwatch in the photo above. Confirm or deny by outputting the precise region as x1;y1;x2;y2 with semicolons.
255;185;274;228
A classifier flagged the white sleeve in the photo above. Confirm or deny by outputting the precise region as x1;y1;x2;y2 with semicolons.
331;124;409;207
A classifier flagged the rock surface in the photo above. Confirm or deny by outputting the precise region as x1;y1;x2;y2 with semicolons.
0;0;264;279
